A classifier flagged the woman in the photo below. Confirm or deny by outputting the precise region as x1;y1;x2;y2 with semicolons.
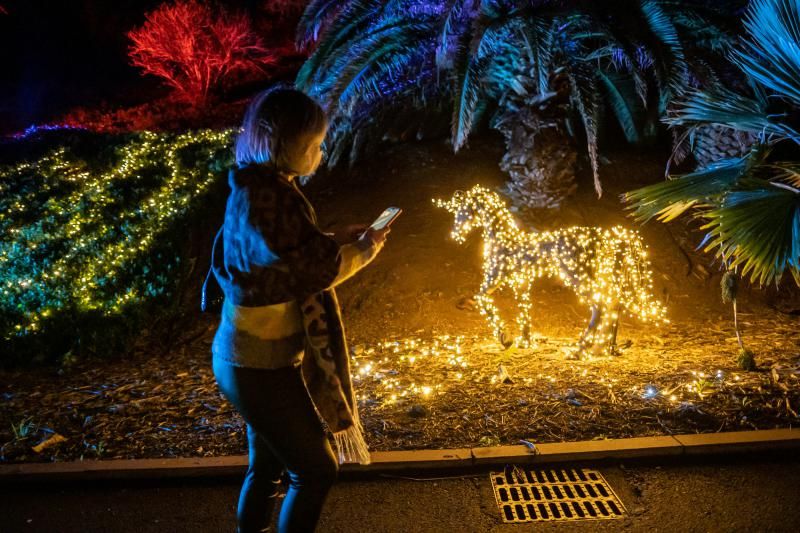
210;86;388;533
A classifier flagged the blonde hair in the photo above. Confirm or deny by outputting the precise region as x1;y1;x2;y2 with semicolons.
235;85;327;168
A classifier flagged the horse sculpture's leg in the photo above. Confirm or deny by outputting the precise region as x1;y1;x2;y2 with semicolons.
575;305;602;358
475;285;512;349
513;285;533;348
585;303;622;355
608;303;622;354
596;306;615;354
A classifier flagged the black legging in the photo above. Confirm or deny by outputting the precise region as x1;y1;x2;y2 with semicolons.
213;359;338;533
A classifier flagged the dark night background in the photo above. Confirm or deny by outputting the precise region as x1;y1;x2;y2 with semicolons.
0;0;268;134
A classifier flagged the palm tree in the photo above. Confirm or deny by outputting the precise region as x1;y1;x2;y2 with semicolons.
295;0;735;207
625;0;800;287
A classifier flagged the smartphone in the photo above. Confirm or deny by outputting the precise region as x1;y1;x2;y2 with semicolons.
361;207;401;238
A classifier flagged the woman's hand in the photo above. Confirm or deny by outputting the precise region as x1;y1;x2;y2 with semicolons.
332;224;370;245
362;226;390;248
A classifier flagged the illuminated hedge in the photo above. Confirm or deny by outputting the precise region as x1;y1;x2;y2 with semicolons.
0;129;234;364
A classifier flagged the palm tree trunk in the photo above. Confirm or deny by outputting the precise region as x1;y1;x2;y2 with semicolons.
692;124;756;168
496;117;578;209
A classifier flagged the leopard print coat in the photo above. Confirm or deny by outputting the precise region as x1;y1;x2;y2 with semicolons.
218;164;341;307
211;164;369;463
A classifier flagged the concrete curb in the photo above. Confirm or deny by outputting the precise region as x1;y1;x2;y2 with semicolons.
1;429;798;483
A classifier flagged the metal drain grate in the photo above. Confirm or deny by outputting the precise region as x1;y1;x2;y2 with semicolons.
490;468;626;523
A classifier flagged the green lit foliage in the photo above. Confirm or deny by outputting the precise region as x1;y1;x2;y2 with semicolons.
0;130;234;364
625;0;800;286
295;0;735;196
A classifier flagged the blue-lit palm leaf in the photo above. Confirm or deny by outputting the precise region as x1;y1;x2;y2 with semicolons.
640;0;688;111
733;0;800;108
625;0;800;285
436;0;477;70
315;18;436;106
296;0;387;93
451;55;492;151
449;2;528;151
515;16;557;96
339;49;440;164
563;46;603;195
296;0;352;48
663;85;800;142
597;70;644;145
671;7;738;55
623;156;753;223
296;0;730;190
451;3;587;152
701;184;800;285
451;19;521;151
326;36;441;166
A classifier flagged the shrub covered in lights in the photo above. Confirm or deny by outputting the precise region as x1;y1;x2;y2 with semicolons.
0;129;234;364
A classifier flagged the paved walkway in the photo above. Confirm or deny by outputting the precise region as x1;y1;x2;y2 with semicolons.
2;457;800;532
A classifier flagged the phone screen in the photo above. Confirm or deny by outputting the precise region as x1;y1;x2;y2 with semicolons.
371;207;401;230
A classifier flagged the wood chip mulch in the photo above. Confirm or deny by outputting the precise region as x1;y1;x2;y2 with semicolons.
2;312;799;464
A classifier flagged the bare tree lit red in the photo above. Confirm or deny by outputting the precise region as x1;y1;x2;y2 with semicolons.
127;0;277;105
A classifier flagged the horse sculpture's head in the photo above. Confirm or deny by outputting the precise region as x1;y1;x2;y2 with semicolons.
433;185;510;243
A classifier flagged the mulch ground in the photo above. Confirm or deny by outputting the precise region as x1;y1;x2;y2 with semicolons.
2;138;799;463
1;311;798;463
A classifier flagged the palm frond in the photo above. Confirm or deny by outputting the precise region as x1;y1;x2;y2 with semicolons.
297;0;737;192
450;11;517;151
326;59;445;167
641;0;689;105
566;57;603;197
761;162;800;190
669;127;694;168
701;184;800;285
450;0;553;151
326;122;352;168
320;20;434;106
296;0;351;49
625;0;800;286
580;35;649;107
624;156;752;223
296;0;386;92
672;9;737;54
452;54;491;151
338;45;434;117
515;17;557;95
733;0;800;107
597;70;643;144
436;0;476;70
664;86;800;142
348;127;367;168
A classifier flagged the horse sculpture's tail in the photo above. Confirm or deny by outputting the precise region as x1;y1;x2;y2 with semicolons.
620;231;669;325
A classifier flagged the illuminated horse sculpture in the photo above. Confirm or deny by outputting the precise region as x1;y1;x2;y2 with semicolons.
434;185;667;356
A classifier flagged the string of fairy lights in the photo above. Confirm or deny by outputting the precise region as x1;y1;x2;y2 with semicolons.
434;185;667;355
0;129;234;339
352;335;471;404
350;334;749;410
